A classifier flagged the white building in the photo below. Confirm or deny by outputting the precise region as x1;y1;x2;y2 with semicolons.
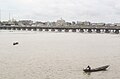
56;18;65;26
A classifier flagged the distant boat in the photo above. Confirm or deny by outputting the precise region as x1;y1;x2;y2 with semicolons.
13;42;19;45
83;65;109;72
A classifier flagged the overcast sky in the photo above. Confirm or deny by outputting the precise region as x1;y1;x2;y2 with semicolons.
0;0;120;23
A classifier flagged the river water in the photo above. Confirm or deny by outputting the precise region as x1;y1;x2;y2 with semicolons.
0;30;120;79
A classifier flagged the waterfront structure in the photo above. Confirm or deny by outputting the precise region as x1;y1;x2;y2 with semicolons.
0;19;120;28
0;19;120;34
0;25;119;34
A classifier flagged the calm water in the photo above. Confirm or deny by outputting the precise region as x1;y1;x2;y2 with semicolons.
0;30;120;79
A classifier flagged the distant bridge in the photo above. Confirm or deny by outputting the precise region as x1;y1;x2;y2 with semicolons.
0;25;120;34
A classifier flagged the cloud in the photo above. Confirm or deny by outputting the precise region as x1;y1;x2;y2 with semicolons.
0;0;120;23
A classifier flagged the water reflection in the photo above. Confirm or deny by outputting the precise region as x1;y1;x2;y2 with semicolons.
83;72;91;75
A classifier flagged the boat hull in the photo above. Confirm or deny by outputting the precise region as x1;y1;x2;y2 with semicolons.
83;65;109;72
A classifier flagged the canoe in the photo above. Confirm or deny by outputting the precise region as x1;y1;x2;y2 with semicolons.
13;42;19;45
83;65;109;72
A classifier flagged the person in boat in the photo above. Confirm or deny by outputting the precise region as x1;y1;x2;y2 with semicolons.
86;65;91;70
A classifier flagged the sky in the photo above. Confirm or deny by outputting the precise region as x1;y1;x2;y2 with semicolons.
0;0;120;23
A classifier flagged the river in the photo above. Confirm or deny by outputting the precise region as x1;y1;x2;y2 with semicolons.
0;30;120;79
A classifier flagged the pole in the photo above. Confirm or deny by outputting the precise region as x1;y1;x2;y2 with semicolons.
9;12;10;21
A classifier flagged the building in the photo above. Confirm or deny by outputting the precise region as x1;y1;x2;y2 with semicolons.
77;21;84;25
18;20;33;26
51;22;56;26
2;20;15;26
105;23;115;27
91;23;105;26
72;21;76;25
66;22;72;26
114;23;120;26
83;21;91;26
77;21;91;26
31;21;44;27
0;21;1;24
56;18;65;26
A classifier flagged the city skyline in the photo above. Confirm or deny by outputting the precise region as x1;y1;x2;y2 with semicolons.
1;0;120;23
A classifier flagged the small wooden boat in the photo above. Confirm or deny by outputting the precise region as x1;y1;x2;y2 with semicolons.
13;42;19;45
83;65;109;72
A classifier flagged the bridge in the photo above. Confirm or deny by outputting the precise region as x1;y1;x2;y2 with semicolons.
0;25;120;34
